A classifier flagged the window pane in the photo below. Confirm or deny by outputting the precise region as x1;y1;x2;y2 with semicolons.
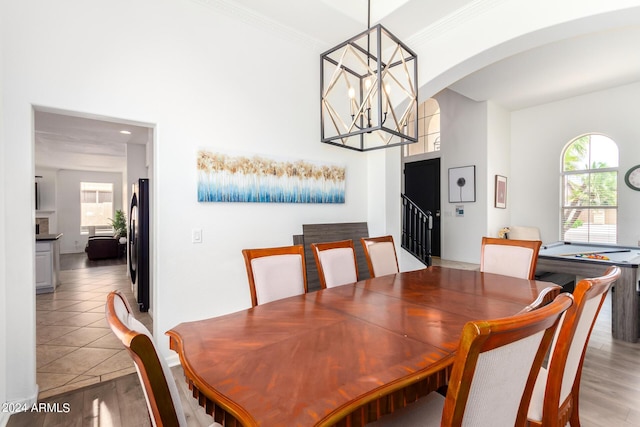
563;173;590;206
98;191;113;203
563;136;590;171
589;171;616;206
562;208;616;244
590;134;618;168
81;190;96;203
404;98;440;157
80;182;114;231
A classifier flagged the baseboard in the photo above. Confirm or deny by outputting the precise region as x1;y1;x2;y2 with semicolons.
1;385;39;424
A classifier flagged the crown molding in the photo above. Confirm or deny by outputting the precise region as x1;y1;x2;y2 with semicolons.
406;0;508;48
189;0;328;50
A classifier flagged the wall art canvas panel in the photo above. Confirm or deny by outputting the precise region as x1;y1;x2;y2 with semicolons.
197;150;346;203
448;165;476;203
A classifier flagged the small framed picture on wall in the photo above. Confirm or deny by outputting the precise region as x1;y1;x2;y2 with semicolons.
448;165;476;203
495;175;507;209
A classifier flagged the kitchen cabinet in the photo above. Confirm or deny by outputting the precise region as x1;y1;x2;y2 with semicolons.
35;234;62;294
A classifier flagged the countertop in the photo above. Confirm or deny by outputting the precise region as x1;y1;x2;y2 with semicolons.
36;233;63;241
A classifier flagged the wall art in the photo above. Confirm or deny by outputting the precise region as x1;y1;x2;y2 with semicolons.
448;165;476;203
495;175;507;208
197;150;346;203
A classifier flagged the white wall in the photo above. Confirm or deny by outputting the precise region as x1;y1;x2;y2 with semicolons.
0;10;8;423
511;82;640;245
2;0;369;392
436;89;488;263
56;170;124;254
126;142;148;206
486;102;511;236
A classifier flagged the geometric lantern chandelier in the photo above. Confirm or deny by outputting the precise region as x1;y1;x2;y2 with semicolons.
320;1;418;151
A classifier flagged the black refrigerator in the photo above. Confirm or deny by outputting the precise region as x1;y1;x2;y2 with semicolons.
129;178;150;312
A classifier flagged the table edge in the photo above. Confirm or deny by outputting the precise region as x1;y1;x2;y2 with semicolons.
166;330;259;427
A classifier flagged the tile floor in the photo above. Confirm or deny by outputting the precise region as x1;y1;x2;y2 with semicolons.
36;263;152;399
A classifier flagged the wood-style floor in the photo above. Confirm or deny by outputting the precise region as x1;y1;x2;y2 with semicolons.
8;266;640;426
6;365;214;427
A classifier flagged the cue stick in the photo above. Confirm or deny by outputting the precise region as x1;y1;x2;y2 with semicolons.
557;249;631;257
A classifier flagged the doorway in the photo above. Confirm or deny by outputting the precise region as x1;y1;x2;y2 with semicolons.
404;158;441;257
33;107;154;397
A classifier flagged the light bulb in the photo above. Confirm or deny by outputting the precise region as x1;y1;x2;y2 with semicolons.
348;87;355;99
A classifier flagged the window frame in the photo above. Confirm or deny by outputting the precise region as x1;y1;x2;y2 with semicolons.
560;135;618;244
80;182;115;235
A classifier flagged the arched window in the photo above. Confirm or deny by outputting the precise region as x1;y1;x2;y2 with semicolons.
561;134;618;243
404;98;440;157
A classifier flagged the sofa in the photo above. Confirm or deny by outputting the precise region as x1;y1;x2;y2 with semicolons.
85;236;121;260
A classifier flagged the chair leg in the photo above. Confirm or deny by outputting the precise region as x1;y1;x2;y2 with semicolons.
568;393;580;427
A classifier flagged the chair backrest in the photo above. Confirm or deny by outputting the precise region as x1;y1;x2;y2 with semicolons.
242;244;308;307
105;291;186;427
527;266;621;426
506;226;542;241
311;239;359;289
442;293;573;426
360;235;400;278
480;237;542;280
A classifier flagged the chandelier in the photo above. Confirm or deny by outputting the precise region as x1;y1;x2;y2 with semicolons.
320;1;418;151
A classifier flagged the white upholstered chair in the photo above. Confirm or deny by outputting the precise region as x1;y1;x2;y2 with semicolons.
506;226;542;241
311;239;359;289
527;266;621;427
481;237;542;280
242;245;308;307
369;293;573;427
360;235;400;278
105;291;222;427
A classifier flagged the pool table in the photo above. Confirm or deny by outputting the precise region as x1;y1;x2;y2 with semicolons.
537;241;640;342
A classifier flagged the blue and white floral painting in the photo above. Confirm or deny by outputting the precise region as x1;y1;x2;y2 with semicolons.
197;150;346;203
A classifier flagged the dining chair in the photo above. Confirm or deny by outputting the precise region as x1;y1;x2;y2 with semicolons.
105;291;222;427
481;236;542;280
242;244;308;307
360;235;400;278
311;239;359;288
527;265;621;427
369;292;573;427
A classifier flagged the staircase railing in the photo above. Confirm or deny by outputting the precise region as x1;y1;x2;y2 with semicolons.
401;194;433;267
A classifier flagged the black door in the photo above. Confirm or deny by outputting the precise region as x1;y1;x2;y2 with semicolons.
404;158;441;257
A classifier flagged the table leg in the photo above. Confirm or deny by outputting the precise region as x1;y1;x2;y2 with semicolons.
611;269;638;342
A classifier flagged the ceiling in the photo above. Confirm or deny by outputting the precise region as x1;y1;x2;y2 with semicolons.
34;0;640;171
34;110;151;173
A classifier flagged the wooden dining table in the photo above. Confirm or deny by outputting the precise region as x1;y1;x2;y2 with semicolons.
166;266;560;427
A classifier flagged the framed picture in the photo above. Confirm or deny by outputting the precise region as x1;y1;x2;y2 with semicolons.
196;150;346;204
448;165;475;203
495;175;507;209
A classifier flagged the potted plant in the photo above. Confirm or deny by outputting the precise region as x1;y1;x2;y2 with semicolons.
109;209;127;239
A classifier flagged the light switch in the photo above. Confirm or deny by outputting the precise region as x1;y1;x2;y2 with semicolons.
192;229;202;243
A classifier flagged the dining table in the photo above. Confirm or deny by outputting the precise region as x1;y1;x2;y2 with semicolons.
166;266;560;427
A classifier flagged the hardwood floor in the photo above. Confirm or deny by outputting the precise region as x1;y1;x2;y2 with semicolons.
7;366;214;427
576;292;640;426
8;261;640;426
